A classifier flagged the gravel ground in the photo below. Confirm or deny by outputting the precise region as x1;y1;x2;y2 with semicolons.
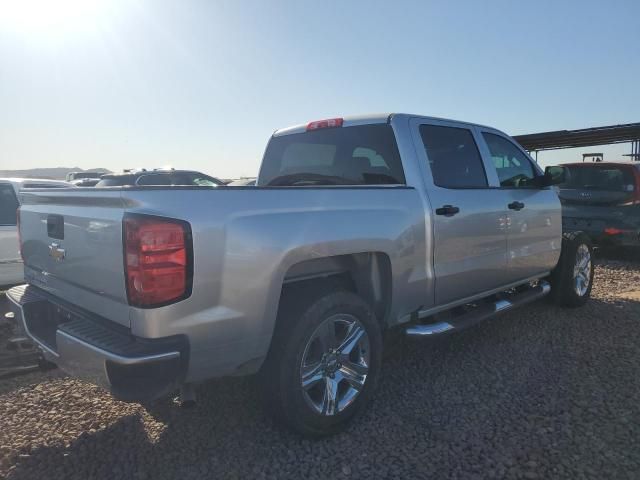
1;254;640;479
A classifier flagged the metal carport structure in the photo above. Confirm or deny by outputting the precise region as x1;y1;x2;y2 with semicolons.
513;122;640;161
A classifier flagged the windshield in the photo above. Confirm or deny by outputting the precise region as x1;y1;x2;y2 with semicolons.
560;165;636;192
258;124;405;186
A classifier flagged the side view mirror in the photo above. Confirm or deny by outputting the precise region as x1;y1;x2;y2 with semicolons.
543;165;567;186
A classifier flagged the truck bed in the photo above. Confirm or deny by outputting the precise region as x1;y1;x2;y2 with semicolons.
18;185;427;381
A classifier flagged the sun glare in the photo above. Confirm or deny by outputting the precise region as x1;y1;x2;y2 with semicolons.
0;0;109;38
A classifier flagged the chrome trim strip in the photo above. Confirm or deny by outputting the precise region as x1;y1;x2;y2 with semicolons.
0;258;23;265
495;300;511;311
540;281;551;294
7;290;180;366
415;273;550;320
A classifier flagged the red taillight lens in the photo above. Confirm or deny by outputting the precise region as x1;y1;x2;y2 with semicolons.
604;227;626;235
124;215;192;307
306;117;343;131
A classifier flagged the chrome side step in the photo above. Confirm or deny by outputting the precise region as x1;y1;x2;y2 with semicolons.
405;321;454;336
406;280;551;337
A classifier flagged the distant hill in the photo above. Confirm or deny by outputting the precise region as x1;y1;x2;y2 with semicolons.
0;167;111;180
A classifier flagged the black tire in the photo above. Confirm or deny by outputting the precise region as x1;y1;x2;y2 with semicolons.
260;286;382;437
549;231;594;307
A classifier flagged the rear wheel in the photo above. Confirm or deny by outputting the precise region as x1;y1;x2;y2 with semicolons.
550;231;594;307
261;288;382;437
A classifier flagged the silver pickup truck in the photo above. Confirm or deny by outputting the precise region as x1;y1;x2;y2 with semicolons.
8;114;594;436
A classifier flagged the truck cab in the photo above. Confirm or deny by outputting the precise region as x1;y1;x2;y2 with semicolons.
259;114;561;308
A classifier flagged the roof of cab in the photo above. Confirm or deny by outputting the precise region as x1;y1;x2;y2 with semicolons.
272;113;501;137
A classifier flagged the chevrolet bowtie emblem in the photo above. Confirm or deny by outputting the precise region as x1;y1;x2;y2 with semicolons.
49;242;66;261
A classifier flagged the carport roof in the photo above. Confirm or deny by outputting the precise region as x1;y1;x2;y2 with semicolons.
513;122;640;151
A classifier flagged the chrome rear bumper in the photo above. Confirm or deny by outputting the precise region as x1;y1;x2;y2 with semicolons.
7;284;187;401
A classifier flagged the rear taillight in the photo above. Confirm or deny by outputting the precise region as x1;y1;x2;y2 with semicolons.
16;208;23;261
123;214;192;307
306;117;343;131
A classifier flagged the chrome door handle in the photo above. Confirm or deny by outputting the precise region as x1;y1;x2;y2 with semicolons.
435;205;460;216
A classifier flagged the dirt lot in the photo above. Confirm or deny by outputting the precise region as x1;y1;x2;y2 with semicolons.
1;253;640;479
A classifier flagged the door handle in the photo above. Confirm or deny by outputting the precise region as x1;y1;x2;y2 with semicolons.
508;201;525;211
435;205;460;216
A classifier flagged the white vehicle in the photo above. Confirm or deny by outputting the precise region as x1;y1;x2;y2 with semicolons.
0;178;71;286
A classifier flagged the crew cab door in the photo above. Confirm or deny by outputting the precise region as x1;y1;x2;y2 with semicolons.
410;118;509;305
476;130;561;281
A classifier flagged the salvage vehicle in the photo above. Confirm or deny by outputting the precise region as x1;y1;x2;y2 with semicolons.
0;178;71;286
227;177;257;186
70;178;101;187
95;169;224;187
547;162;640;248
65;171;103;182
7;114;594;436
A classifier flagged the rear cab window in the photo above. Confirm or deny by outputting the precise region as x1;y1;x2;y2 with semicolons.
559;164;637;192
258;124;406;186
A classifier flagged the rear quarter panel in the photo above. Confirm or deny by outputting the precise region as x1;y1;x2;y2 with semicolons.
123;187;427;381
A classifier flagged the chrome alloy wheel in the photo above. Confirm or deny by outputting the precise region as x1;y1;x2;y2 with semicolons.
300;314;370;416
573;243;592;296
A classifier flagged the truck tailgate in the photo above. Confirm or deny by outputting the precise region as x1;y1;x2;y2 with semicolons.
18;189;131;327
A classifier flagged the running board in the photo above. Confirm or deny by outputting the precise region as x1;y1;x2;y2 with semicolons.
406;280;551;337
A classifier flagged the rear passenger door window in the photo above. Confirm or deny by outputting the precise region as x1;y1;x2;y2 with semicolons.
482;133;537;188
419;125;488;188
0;184;19;226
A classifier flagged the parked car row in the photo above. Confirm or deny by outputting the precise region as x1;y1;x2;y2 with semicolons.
1;178;72;285
1;157;637;290
0;169;231;286
66;168;227;187
66;169;257;188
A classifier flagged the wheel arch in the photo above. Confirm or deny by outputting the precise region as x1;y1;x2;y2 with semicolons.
279;252;393;330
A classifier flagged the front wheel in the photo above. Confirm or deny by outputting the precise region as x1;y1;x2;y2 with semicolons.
550;231;594;307
260;288;382;437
